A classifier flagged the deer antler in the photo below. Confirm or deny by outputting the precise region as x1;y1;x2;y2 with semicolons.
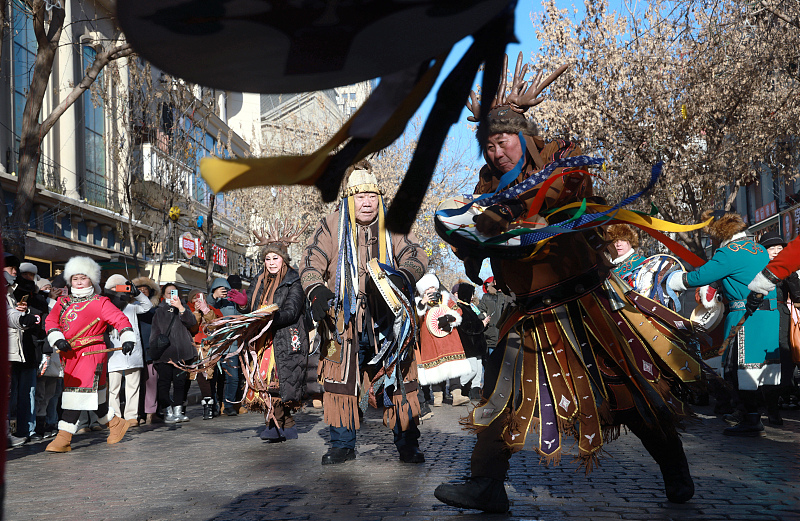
466;52;569;119
508;62;569;110
253;220;309;246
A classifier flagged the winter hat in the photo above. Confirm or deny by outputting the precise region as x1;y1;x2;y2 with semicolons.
482;276;495;293
52;274;67;289
759;231;786;249
457;283;475;302
701;210;747;242
209;277;231;293
605;224;639;249
343;160;383;198
104;274;128;290
36;278;52;290
227;274;242;290
416;273;440;295
4;252;20;269
63;256;101;287
19;262;38;276
188;288;204;304
133;276;161;306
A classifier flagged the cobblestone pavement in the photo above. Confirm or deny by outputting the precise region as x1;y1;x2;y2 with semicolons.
5;398;800;521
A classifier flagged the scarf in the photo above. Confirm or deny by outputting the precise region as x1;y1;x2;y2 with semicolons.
71;286;94;298
256;264;288;309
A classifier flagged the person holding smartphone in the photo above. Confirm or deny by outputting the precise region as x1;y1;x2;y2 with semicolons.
207;277;243;416
150;283;197;423
103;274;153;427
188;289;222;420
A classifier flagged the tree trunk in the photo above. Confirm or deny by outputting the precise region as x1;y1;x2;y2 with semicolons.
204;196;216;287
6;2;63;259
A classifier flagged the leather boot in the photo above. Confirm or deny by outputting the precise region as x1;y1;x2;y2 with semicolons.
321;447;356;465
434;477;509;513
45;430;73;453
106;416;129;444
433;391;444;407
469;387;482;400
451;388;470;406
627;419;695;503
723;412;766;437
202;398;213;420
398;445;425;463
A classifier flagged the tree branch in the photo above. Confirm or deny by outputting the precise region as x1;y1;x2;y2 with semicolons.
40;42;134;136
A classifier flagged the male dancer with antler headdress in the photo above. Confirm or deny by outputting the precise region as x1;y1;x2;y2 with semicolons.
434;53;702;511
300;161;428;465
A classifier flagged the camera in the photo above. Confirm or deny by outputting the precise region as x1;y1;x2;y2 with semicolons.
431;291;442;304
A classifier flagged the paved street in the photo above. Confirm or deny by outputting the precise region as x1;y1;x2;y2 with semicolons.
5;398;800;521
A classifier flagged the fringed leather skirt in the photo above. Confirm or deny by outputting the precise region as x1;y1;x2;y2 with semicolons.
469;273;702;471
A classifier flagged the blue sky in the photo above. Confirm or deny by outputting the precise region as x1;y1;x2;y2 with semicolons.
411;0;553;170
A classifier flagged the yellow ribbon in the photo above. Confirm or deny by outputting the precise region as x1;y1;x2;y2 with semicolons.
201;56;446;193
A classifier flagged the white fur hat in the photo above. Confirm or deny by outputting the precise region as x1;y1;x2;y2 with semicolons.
104;273;128;290
416;273;440;295
63;256;102;287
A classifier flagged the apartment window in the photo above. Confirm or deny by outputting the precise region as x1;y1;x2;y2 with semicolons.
42;212;54;235
61;217;72;239
78;222;88;242
11;5;36;172
82;45;106;207
107;229;116;250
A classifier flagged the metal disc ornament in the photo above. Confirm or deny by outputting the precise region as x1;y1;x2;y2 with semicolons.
116;0;512;94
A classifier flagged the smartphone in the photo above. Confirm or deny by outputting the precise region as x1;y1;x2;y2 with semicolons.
171;289;179;299
197;293;205;303
115;284;132;293
20;295;29;304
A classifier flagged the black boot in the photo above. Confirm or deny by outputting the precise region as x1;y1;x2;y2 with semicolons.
627;420;694;503
469;387;482;400
434;477;509;513
202;398;213;420
398;445;425;463
321;447;356;465
723;412;766;437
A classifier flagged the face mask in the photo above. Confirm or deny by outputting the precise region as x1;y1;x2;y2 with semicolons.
4;271;15;286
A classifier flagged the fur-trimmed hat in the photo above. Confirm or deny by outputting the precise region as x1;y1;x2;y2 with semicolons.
416;273;440;295
63;256;101;287
104;274;127;290
605;224;639;249
701;210;747;242
132;276;161;306
343;160;383;198
485;105;539;137
19;262;38;276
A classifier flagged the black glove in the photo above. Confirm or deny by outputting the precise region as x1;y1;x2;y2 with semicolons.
745;291;764;315
121;341;135;355
388;274;406;291
474;200;526;236
18;311;40;328
55;338;71;352
128;281;140;297
309;285;335;322
437;314;456;333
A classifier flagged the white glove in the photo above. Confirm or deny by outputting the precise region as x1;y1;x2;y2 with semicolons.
698;285;719;309
748;271;776;296
667;271;687;292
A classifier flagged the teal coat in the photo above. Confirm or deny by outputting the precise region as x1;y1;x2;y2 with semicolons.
613;250;646;284
686;237;778;365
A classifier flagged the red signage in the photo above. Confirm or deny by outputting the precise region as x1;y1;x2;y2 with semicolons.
784;212;793;240
754;200;777;223
195;241;227;266
180;232;196;258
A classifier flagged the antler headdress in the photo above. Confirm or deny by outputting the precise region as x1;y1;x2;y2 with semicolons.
253;219;309;262
466;52;568;136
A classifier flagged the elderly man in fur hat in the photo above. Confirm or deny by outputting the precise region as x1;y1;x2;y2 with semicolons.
300;161;428;465
668;211;779;437
606;223;646;285
44;256;136;452
436;54;701;512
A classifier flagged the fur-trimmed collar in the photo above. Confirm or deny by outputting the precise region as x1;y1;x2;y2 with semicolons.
720;231;748;248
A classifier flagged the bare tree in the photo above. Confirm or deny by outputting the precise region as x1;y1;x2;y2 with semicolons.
3;0;132;258
531;0;800;257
